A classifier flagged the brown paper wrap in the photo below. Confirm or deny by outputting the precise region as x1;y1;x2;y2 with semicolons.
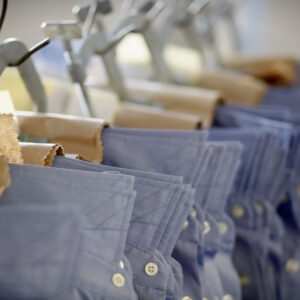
17;111;108;163
125;79;222;128
0;114;23;164
223;56;298;86
197;69;267;106
114;103;202;130
20;142;64;166
0;156;11;197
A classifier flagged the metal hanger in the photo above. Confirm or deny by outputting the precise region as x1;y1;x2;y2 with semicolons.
158;0;221;69
42;0;168;113
41;21;95;117
41;0;149;115
0;0;49;112
111;0;172;83
72;0;161;106
73;0;135;103
213;0;241;52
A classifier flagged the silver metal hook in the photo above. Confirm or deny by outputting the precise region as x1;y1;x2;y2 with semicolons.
8;38;50;67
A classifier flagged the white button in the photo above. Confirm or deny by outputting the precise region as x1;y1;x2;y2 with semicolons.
203;221;211;235
223;294;233;300
231;205;244;218
240;275;250;286
202;298;209;300
255;202;264;214
190;208;197;218
219;221;228;234
182;297;192;300
112;273;125;287
119;260;125;269
285;259;299;273
182;220;189;230
145;262;158;276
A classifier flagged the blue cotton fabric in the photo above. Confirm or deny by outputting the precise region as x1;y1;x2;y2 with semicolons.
1;163;137;300
209;126;287;300
0;204;82;300
101;128;210;299
212;105;300;300
207;142;243;300
52;155;188;300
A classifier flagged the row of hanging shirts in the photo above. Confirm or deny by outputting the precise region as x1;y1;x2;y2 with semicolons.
1;0;300;300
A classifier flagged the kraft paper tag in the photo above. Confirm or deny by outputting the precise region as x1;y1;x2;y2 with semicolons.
197;69;267;106
223;55;298;86
17;111;109;163
114;103;202;130
0;114;23;164
0;156;11;197
126;79;223;128
20;142;64;166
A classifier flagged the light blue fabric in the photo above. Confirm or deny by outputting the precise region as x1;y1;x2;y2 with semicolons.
212;104;300;300
0;204;82;300
192;143;227;299
173;211;202;300
202;213;223;300
215;214;241;300
2;163;137;300
101;128;208;299
263;87;300;121
52;155;187;300
101;128;207;185
209;126;286;300
206;143;243;300
173;141;242;300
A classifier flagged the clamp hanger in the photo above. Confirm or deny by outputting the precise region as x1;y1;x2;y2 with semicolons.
159;0;221;69
0;0;49;112
213;0;241;52
44;0;161;110
188;0;222;69
73;0;135;103
73;0;155;105
41;21;95;117
111;0;173;83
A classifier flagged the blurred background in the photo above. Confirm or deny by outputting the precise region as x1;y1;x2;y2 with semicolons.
2;0;300;56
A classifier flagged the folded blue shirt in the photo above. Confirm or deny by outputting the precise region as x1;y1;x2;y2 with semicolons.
2;163;137;300
101;128;210;299
52;156;187;300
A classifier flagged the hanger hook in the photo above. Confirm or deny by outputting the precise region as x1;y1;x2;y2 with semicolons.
8;38;50;67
